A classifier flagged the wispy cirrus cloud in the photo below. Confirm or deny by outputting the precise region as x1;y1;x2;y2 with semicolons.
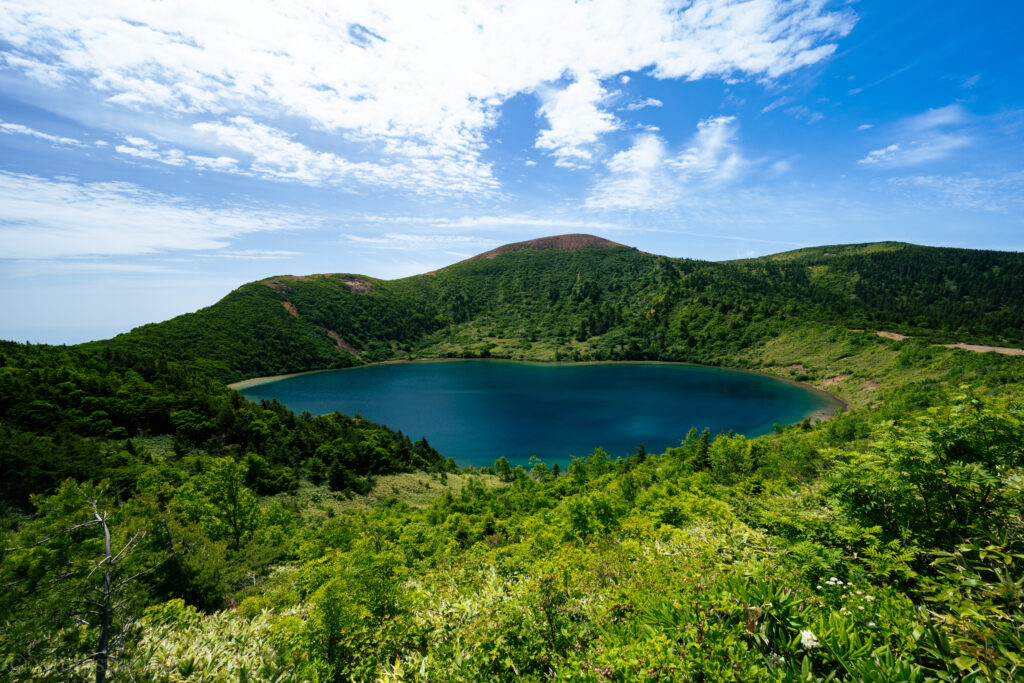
904;104;968;132
889;172;1024;214
0;171;313;258
760;96;794;114
5;261;189;276
622;97;663;111
195;249;305;260
0;0;854;193
858;104;973;167
358;215;628;232
1;120;81;146
340;233;502;252
858;136;972;167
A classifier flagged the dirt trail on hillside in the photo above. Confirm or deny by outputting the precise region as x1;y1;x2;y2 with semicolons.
875;331;1022;357
877;331;911;341
940;343;1024;356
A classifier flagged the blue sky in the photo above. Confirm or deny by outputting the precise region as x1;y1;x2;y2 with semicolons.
1;0;1022;344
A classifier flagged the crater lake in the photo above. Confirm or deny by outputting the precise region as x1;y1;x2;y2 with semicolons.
236;360;842;467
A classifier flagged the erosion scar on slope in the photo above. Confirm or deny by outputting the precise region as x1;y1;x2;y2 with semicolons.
325;329;360;356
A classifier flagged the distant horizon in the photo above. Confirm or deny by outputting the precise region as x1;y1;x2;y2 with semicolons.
2;1;1022;343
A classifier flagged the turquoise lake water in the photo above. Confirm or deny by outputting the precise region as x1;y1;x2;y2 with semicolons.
238;360;839;468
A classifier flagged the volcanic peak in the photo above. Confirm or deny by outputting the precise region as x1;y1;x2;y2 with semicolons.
468;233;625;260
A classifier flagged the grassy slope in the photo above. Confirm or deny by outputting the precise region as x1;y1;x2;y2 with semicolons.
739;323;1024;409
275;471;507;517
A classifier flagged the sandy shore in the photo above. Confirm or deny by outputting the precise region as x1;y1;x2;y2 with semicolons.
226;358;472;390
227;368;337;390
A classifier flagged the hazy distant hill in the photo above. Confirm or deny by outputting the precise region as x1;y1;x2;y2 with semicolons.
95;235;1024;382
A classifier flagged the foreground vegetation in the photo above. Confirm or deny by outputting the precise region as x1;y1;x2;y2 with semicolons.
3;373;1022;681
2;238;1023;681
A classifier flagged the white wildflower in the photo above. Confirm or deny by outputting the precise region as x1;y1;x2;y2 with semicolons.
800;629;821;649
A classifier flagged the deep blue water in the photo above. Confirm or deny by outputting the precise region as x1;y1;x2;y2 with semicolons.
238;360;839;468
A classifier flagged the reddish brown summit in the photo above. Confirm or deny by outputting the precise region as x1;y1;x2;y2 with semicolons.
468;233;625;260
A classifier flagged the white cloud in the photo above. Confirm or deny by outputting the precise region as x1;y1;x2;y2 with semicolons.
622;97;663;111
0;0;854;193
857;124;872;131
536;74;619;167
115;135;243;173
858;143;901;166
194;117;497;195
591;134;673;209
116;136;187;165
607;134;668;176
0;171;313;258
194;118;379;186
671;116;745;181
0;54;66;85
188;154;241;172
0;120;81;146
588;116;747;209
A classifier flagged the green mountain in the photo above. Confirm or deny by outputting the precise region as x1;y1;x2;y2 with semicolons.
3;235;1024;681
99;235;1024;383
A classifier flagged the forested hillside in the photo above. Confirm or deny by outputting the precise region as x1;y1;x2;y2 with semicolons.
102;238;1024;383
0;341;449;510
2;235;1023;681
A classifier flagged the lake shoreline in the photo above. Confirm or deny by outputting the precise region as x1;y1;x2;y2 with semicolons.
227;357;848;419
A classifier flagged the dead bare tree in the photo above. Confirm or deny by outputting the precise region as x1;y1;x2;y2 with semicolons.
2;494;167;682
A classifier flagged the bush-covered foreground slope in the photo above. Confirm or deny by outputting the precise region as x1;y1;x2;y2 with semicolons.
2;235;1024;681
3;378;1022;681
